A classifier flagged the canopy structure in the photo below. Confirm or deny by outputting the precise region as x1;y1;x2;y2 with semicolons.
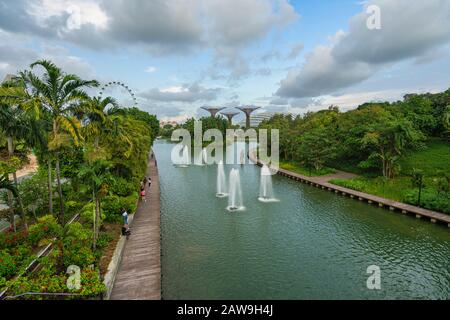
237;107;261;129
201;107;226;118
220;111;240;125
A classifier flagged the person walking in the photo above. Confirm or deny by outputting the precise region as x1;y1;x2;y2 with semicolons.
140;187;146;202
148;176;152;188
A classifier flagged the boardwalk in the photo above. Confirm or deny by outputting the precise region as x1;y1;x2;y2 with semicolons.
110;154;161;300
250;153;450;227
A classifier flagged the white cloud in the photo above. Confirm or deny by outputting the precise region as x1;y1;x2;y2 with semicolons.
27;0;108;31
277;0;450;98
145;66;157;73
139;83;222;103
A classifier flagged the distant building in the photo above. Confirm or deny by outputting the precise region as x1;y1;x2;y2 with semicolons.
2;74;15;84
160;120;179;128
237;112;283;128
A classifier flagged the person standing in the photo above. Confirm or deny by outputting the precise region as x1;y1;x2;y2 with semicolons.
121;208;130;238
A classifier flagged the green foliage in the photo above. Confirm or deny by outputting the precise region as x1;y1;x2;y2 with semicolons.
0;60;155;298
109;177;137;197
280;161;335;177
63;222;95;268
0;245;35;278
102;194;137;222
403;189;450;214
80;202;95;226
0;250;17;278
17;170;49;216
400;139;450;175
27;215;62;246
297;128;337;171
6;269;105;299
96;233;113;249
0;230;28;250
120;107;160;141
331;176;450;214
181;117;229;143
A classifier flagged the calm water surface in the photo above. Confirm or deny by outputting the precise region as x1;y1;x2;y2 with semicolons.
155;140;450;300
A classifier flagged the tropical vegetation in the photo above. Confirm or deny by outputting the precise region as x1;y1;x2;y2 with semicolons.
258;90;450;213
0;60;158;299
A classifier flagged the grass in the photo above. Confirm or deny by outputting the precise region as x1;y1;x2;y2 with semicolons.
280;161;336;177
330;176;412;202
330;176;450;214
400;138;450;175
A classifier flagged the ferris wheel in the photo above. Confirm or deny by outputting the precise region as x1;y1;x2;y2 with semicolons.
98;81;138;107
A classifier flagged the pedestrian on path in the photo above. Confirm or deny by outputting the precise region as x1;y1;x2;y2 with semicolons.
140;187;146;202
121;208;131;238
148;176;152;188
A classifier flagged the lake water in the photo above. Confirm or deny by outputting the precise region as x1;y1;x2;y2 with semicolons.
155;140;450;300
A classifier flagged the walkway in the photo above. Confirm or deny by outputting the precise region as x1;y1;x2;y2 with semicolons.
250;153;450;227
110;153;161;300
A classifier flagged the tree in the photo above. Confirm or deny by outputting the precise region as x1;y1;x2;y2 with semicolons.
361;119;423;179
0;81;37;230
297;128;337;172
18;60;98;225
118;107;160;141
79;96;119;161
78;161;114;250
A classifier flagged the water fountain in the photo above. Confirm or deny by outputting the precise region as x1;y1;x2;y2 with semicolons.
202;148;208;165
194;148;204;166
179;145;190;167
216;161;227;198
258;165;278;202
227;169;244;212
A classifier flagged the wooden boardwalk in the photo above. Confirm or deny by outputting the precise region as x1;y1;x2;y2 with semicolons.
110;154;161;300
250;153;450;227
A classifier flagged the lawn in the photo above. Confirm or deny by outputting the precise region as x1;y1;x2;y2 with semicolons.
280;161;336;177
330;176;450;214
400;138;450;175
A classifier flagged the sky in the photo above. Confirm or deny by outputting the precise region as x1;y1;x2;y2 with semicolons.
0;0;449;122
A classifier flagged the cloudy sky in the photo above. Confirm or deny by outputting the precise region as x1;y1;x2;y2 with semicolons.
1;0;449;122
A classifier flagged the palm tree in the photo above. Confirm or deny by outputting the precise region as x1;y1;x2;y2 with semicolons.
18;60;99;225
79;96;119;160
0;173;19;231
0;85;32;230
78;161;113;250
0;76;52;216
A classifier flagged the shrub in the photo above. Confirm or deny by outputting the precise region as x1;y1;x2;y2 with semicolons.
109;177;137;197
102;194;137;222
7;269;105;299
330;178;367;192
28;215;62;246
0;230;28;250
63;246;96;268
79;269;106;297
0;250;17;278
403;189;450;214
63;223;95;268
65;222;93;247
96;233;113;249
80;203;95;226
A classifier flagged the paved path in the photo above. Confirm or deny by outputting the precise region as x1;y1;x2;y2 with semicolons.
310;170;358;184
110;153;161;300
